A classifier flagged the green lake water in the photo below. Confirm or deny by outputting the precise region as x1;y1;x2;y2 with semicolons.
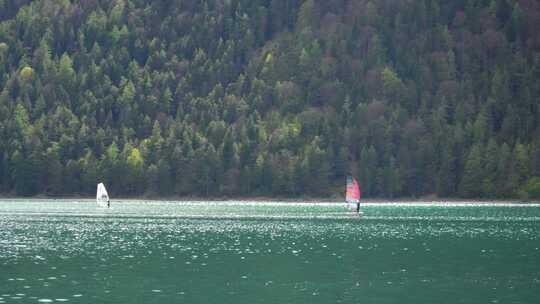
1;200;539;303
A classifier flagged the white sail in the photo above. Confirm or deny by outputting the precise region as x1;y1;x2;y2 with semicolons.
96;183;109;207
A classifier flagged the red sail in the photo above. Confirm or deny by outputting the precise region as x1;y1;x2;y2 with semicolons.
346;176;361;203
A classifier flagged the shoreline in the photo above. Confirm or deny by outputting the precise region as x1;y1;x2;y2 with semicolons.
0;195;534;204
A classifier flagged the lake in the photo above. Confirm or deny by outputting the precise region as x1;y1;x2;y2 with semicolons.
1;200;539;303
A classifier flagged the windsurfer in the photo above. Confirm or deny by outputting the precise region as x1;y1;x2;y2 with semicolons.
346;175;361;213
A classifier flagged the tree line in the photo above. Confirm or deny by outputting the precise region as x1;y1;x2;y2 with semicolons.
0;0;539;199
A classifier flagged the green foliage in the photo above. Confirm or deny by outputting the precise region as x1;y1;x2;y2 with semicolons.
19;66;35;82
127;148;144;168
11;151;40;196
0;0;538;199
521;177;540;200
0;42;8;53
460;144;485;198
381;67;404;103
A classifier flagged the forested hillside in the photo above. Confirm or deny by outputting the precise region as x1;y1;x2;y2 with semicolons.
1;0;540;198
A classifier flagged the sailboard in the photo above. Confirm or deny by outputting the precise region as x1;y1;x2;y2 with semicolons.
96;182;110;208
346;176;361;213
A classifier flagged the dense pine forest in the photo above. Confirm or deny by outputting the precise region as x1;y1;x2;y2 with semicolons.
1;0;540;199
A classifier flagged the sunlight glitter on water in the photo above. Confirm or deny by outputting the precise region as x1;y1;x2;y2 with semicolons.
1;200;539;304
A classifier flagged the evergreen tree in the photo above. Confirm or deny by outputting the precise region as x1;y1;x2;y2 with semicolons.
0;0;538;199
459;144;484;198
